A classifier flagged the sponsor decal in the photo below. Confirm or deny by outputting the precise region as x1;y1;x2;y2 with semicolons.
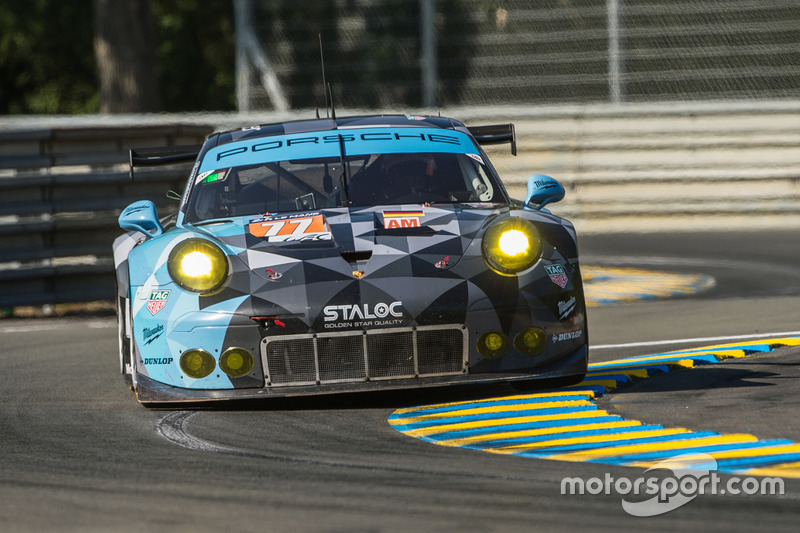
533;177;559;190
466;153;484;165
352;270;365;279
557;296;577;319
249;212;332;242
143;324;164;345
323;301;404;329
143;357;174;365
435;256;450;269
545;264;569;288
552;330;583;343
147;290;170;315
198;169;228;184
214;131;463;162
123;204;149;216
265;268;282;280
382;210;423;229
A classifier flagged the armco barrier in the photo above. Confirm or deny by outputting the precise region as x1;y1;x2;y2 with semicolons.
469;101;800;232
1;101;800;307
0;124;212;308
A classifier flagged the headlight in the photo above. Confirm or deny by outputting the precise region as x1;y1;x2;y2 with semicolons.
168;238;229;293
179;349;216;379
220;347;254;378
482;217;542;275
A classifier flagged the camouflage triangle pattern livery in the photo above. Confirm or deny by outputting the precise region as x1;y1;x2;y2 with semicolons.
114;114;587;404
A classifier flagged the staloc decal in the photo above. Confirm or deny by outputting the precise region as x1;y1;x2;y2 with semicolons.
323;301;404;322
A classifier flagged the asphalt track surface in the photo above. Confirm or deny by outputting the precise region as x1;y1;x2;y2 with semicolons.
1;230;799;532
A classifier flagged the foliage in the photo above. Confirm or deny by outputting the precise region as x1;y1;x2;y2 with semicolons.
151;0;236;112
0;0;98;114
0;0;236;114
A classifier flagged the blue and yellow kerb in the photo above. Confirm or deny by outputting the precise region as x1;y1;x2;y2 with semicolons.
389;337;800;478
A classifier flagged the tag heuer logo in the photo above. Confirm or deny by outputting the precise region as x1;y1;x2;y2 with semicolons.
147;290;170;315
544;264;569;288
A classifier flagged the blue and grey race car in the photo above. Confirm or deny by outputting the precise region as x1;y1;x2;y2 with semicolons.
113;114;587;404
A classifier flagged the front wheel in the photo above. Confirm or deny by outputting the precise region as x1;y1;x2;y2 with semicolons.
117;294;133;386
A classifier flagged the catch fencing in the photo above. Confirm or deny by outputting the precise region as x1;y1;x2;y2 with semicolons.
1;100;799;308
236;0;800;110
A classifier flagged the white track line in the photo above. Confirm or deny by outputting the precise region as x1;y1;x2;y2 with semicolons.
592;331;800;350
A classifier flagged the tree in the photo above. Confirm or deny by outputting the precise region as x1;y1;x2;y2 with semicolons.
94;0;160;113
0;0;97;114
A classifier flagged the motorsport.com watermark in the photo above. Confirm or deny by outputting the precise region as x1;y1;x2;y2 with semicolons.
561;453;785;516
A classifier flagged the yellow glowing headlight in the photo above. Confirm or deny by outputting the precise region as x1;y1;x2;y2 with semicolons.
476;331;509;359
219;347;254;378
482;217;542;275
179;349;216;379
168;238;229;293
514;327;547;356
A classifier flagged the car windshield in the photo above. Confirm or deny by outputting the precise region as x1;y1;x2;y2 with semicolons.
185;151;502;222
184;126;506;222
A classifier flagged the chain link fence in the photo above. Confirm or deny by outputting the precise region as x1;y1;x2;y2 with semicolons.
236;0;800;111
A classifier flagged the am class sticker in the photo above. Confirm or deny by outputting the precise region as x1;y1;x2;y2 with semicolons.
382;210;423;229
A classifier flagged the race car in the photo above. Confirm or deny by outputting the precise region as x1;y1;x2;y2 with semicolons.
113;114;587;404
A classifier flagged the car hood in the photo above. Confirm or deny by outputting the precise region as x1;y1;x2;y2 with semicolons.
189;204;505;282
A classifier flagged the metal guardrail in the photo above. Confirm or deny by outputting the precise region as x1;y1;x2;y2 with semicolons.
0;124;212;308
473;101;800;232
1;101;799;308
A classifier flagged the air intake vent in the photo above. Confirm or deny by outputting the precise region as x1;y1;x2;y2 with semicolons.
262;325;467;386
340;250;372;263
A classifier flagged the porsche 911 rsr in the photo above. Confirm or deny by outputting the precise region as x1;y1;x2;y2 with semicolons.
113;114;587;404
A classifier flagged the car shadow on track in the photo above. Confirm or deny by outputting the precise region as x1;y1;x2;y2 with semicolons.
144;382;518;412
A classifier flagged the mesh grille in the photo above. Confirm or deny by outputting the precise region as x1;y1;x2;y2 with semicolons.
265;338;316;385
318;335;365;382
263;326;466;386
417;329;465;375
367;331;415;378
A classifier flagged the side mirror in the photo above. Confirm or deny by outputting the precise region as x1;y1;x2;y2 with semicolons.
524;174;565;212
119;200;164;238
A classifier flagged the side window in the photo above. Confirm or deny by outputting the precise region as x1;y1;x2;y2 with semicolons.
457;155;495;202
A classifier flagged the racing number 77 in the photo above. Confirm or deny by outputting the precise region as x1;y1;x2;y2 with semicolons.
249;215;325;238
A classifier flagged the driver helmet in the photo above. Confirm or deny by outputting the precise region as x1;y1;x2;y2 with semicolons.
380;153;436;194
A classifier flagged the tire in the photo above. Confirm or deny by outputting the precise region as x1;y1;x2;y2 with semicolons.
116;294;133;387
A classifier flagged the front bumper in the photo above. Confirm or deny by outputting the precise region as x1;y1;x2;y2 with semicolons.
134;342;587;404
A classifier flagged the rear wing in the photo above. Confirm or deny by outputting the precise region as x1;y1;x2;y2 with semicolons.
467;124;517;156
128;145;202;181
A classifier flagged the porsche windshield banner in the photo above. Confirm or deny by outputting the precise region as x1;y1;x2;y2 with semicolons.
198;127;473;174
